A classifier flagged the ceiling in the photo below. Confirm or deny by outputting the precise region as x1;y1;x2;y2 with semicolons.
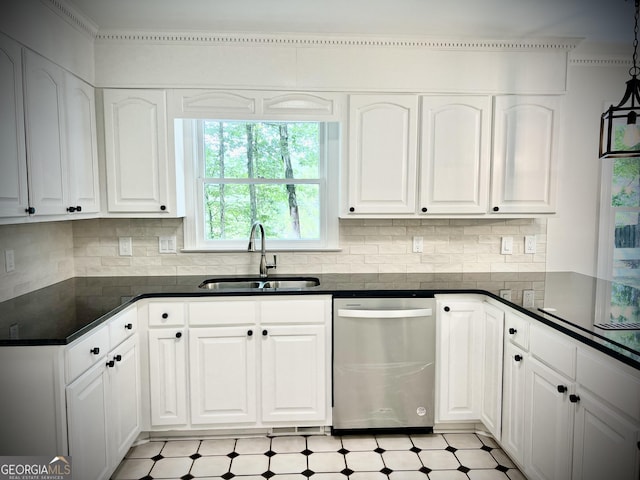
68;0;635;50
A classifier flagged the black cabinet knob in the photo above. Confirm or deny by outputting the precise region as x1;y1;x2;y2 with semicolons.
569;394;580;403
421;207;427;213
444;306;450;312
514;354;523;362
175;331;182;339
508;328;517;335
493;206;499;212
125;323;133;330
106;360;115;368
349;207;355;212
67;206;76;213
90;347;100;355
262;329;268;336
76;205;82;212
247;330;253;336
25;207;35;214
114;354;122;362
162;313;169;319
557;385;567;393
160;205;167;211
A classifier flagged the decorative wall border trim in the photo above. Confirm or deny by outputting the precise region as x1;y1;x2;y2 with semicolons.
95;30;580;51
569;56;632;67
43;0;99;38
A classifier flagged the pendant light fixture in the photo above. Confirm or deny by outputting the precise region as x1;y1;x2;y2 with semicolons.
600;0;640;158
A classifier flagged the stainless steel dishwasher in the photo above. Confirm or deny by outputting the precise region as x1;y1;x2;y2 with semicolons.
332;296;436;434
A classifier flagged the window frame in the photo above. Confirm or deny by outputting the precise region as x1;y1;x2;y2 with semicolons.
181;118;340;251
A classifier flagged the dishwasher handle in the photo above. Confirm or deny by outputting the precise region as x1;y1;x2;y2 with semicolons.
337;308;432;319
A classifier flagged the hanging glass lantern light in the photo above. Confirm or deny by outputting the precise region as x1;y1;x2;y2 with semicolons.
600;0;640;158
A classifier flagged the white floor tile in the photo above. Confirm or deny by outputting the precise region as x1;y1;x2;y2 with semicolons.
111;458;153;480
467;469;512;480
235;436;271;454
342;435;378;451
269;453;307;474
477;433;500;448
271;435;307;453
382;450;423;470
418;450;461;470
428;471;470;480
410;434;448;450
345;451;384;471
149;457;192;478
312;474;350;480
307;435;343;452
126;441;164;458
506;469;528;480
389;472;430;480
375;434;413;450
229;453;269;475
308;452;346;472
198;438;236;456
491;449;516;468
442;433;483;449
190;455;231;477
455;449;499;469
349;472;388;480
161;439;200;457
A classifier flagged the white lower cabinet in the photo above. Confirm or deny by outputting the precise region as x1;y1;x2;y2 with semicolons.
501;341;527;466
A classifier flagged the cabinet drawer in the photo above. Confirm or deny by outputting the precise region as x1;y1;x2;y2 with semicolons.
189;300;256;326
65;325;109;384
505;312;530;350
261;297;330;324
149;302;185;327
530;324;576;379
577;349;640;421
109;307;137;348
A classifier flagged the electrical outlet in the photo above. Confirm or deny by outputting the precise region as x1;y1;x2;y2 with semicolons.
118;237;132;256
159;235;177;254
501;237;513;255
499;289;512;301
412;236;424;253
4;250;15;272
524;235;537;254
523;290;535;308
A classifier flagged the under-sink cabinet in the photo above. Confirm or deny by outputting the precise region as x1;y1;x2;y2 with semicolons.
143;296;332;432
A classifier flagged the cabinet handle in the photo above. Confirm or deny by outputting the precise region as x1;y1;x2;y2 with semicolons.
508;328;517;335
175;331;182;339
557;385;567;393
106;360;115;368
66;206;76;213
349;207;355;212
90;347;100;355
569;394;580;403
25;207;35;214
421;207;427;213
160;205;167;211
262;329;268;336
444;306;450;312
162;313;169;319
514;354;523;362
247;330;253;336
125;323;133;330
114;354;122;362
493;206;500;212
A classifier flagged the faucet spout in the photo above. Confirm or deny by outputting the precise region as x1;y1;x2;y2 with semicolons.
248;221;277;277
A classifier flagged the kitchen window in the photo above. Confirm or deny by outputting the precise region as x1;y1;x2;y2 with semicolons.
181;119;340;251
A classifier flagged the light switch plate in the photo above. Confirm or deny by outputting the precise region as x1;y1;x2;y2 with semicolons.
4;250;15;272
118;237;132;256
499;289;512;301
524;235;537;254
501;237;513;255
412;236;424;253
523;289;535;308
159;235;177;254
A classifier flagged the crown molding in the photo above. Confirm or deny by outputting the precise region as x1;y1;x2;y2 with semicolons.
95;30;580;51
569;55;632;67
42;0;99;39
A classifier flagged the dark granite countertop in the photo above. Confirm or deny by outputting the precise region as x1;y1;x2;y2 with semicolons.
0;272;638;370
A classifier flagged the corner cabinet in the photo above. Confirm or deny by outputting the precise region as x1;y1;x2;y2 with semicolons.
346;94;418;215
491;95;561;214
103;89;181;216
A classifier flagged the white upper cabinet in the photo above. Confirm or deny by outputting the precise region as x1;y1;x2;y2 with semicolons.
419;96;491;214
0;33;28;218
491;95;561;214
346;94;418;215
23;49;68;216
65;74;100;214
104;89;173;215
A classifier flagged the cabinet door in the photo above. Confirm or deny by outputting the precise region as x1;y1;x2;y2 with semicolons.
108;335;141;462
189;327;257;425
23;50;68;215
347;94;418;215
65;73;100;214
491;95;561;214
572;390;640;480
480;303;504;440
419;96;490;214
436;300;483;421
502;341;527;467
0;33;28;217
148;328;188;426
103;89;169;213
524;358;573;480
66;362;110;480
261;324;326;423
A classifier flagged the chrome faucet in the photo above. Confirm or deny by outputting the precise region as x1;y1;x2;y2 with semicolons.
247;221;277;277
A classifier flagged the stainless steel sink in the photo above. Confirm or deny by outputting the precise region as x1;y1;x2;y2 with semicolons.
198;277;320;290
